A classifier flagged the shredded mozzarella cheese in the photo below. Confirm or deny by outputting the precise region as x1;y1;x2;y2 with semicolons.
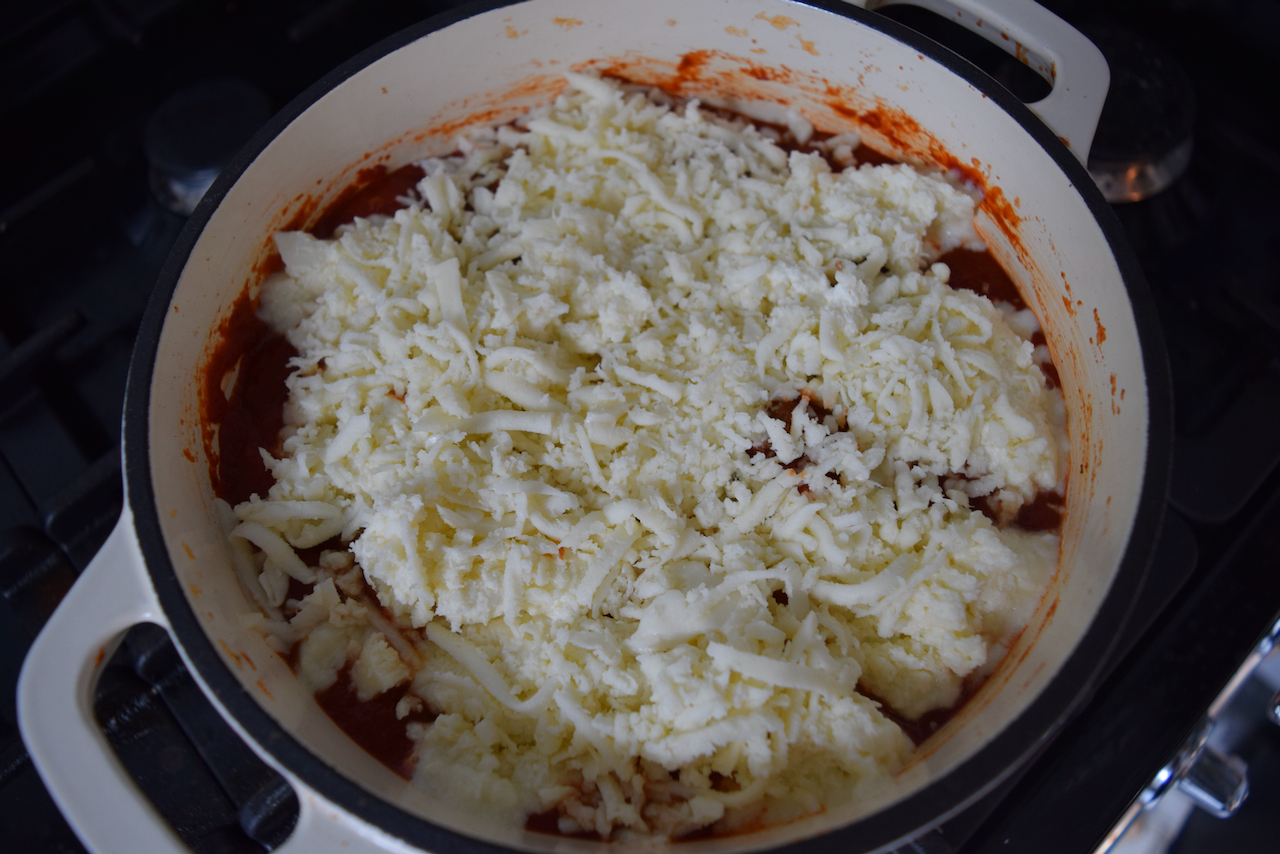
234;74;1065;839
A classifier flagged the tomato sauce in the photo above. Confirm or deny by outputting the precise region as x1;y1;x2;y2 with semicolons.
314;664;435;779
1037;354;1061;390
310;163;426;240
284;576;314;604
952;469;1064;534
205;314;297;506
524;810;604;840
937;247;1025;311
857;678;983;747
850;143;899;167
1011;488;1066;531
763;390;835;432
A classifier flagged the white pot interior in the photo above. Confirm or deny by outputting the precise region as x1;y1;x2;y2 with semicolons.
141;0;1150;850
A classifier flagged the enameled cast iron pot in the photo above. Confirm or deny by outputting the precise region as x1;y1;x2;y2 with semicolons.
19;1;1172;852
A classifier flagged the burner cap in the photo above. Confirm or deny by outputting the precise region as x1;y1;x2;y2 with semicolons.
145;78;271;215
1081;22;1195;203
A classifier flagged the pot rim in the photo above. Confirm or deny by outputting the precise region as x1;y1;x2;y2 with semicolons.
125;1;1173;851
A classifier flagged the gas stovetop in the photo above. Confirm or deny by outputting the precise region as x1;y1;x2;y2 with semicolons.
3;2;1279;852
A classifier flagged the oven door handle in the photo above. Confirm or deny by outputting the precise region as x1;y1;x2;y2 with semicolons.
17;511;405;854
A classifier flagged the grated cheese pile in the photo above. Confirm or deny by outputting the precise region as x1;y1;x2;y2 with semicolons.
228;74;1065;839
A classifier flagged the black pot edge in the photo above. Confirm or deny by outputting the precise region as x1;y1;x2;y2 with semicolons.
123;1;1173;852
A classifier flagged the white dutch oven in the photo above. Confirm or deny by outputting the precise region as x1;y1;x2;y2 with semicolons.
18;1;1171;852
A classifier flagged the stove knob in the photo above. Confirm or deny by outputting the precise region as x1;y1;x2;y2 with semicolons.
145;78;271;215
1140;717;1249;819
1078;22;1195;203
1179;745;1249;819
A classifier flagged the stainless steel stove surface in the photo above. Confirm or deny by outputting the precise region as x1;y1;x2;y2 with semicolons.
3;2;1279;852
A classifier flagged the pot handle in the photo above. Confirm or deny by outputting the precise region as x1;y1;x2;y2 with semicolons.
857;0;1109;163
17;510;191;853
272;791;422;854
18;511;412;854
